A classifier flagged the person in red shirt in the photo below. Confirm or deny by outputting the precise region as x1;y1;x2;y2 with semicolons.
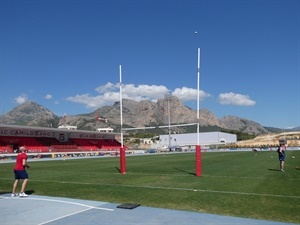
11;146;30;197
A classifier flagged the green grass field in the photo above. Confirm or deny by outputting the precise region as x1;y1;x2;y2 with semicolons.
1;150;299;223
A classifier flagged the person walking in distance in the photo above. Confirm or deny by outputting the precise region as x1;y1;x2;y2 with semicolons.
11;146;30;197
277;143;286;172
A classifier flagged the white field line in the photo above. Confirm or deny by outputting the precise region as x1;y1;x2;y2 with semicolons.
12;179;300;200
2;172;300;181
202;174;300;181
1;195;114;225
37;207;92;225
2;196;114;211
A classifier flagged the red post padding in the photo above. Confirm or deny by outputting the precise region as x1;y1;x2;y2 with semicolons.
195;145;202;176
120;147;126;174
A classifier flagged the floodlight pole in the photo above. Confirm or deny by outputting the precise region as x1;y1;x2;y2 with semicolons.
119;65;126;174
195;48;202;177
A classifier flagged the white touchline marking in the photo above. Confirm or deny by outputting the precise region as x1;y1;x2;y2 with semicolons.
121;185;300;199
1;174;299;182
13;179;299;200
2;196;114;211
37;208;92;225
2;177;299;200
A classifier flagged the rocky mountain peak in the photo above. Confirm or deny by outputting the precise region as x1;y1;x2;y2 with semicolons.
1;97;294;135
1;101;59;127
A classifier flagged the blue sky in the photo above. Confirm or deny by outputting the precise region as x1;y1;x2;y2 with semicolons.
0;0;299;129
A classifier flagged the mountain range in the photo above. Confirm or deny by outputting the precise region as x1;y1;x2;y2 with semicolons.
0;97;299;135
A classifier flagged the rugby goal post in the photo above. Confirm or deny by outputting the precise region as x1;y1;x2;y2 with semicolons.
119;65;126;174
195;48;202;177
118;47;202;176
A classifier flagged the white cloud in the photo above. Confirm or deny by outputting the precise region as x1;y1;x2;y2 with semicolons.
66;94;110;109
172;86;211;102
66;82;211;109
122;84;169;101
218;92;256;106
95;82;118;94
44;94;52;99
15;94;28;105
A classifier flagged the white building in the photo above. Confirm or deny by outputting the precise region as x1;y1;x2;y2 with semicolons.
159;132;237;148
97;127;114;133
58;125;77;130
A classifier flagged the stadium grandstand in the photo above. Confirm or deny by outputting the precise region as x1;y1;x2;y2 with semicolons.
0;124;125;155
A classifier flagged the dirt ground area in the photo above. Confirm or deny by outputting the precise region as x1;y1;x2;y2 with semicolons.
236;131;300;148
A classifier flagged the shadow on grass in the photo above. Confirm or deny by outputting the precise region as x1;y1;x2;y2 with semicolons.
0;190;35;196
115;167;121;173
25;190;35;195
173;167;196;176
268;168;281;172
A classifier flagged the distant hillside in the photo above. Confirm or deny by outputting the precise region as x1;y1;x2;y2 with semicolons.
0;101;60;127
0;98;298;135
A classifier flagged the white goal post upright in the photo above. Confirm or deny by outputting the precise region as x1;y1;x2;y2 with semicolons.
120;65;123;148
195;47;202;177
119;65;126;174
